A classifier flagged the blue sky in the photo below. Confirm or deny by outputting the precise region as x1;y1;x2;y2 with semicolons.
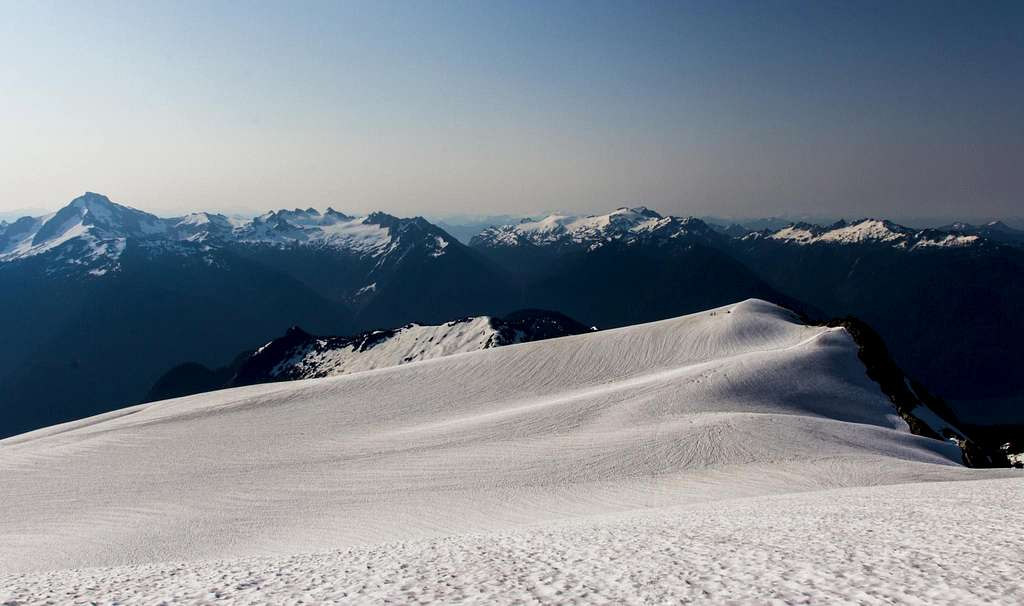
1;1;1021;220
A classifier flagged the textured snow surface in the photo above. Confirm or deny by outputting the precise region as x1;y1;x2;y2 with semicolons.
2;478;1020;605
0;300;1018;602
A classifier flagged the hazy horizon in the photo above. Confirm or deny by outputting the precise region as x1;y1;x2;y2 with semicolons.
2;1;1021;221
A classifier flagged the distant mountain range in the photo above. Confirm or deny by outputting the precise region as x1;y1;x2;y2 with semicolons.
1;193;1021;440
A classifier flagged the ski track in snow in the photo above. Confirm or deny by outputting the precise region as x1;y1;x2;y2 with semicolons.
0;299;1020;603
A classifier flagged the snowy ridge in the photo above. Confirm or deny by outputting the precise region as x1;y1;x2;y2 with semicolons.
471;207;716;250
180;310;593;395
0;193;454;273
258;317;505;381
750;218;984;249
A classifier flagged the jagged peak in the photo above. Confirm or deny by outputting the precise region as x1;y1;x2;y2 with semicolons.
323;207;350;219
365;211;400;225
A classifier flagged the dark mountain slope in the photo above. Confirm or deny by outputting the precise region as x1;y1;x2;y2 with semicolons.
514;242;810;329
0;243;352;438
731;235;1024;418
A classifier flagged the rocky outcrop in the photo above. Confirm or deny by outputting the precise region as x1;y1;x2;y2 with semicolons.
827;317;1010;468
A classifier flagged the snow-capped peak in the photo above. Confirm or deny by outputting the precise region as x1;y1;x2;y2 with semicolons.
470;207;714;250
0;192;166;269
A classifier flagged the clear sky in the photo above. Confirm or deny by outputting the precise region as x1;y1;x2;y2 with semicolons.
1;1;1021;220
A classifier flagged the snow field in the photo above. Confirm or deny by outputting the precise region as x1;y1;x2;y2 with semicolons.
1;478;1020;605
1;299;1019;603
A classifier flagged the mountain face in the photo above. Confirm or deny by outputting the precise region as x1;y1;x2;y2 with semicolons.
0;241;353;440
148;310;592;401
470;209;1024;430
0;193;516;439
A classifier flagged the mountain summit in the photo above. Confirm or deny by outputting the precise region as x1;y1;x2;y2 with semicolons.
471;207;717;250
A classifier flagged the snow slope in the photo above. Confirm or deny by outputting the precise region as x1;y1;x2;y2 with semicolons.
0;300;1018;601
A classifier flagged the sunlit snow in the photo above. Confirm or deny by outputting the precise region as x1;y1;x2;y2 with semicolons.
0;300;1018;603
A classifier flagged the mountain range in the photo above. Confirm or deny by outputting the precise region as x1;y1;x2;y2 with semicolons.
1;193;1021;443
